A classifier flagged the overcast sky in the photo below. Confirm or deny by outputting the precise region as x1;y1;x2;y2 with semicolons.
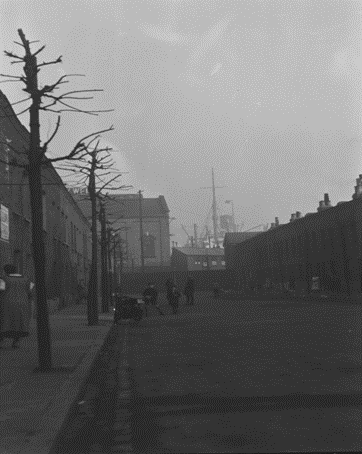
1;0;361;244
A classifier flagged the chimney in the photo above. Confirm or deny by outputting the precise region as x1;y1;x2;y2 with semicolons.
270;222;275;229
324;193;331;206
317;200;326;212
290;213;296;222
296;211;302;219
353;175;362;199
275;217;279;226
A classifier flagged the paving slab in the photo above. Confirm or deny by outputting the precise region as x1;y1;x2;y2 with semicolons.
0;303;113;454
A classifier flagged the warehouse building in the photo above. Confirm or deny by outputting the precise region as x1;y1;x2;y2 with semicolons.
223;232;263;270
231;182;362;297
171;246;225;271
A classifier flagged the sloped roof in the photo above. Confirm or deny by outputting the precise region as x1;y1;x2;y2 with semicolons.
173;247;224;256
73;194;169;220
223;232;263;246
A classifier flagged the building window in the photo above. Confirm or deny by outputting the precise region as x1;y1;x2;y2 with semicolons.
0;204;9;241
221;261;225;266
211;260;217;266
195;260;201;265
203;261;207;267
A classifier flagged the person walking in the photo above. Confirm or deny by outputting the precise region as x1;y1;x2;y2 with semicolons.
143;282;164;316
165;279;174;306
76;279;87;305
0;264;34;349
184;277;195;305
169;284;181;315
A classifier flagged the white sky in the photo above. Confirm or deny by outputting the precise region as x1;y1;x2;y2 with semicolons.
0;0;361;244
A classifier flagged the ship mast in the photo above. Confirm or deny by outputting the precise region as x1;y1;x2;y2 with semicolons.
211;168;219;248
200;168;226;248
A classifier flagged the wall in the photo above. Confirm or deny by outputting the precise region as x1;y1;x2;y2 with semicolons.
0;90;93;310
231;198;362;296
113;216;170;270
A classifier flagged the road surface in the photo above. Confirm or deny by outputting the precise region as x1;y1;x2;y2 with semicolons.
51;293;362;453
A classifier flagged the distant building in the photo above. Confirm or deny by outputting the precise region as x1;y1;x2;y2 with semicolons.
73;192;171;270
171;246;225;271
223;232;263;269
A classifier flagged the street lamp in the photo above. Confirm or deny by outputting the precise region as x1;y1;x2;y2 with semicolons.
225;200;236;232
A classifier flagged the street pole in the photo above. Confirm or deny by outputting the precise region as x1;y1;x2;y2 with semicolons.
139;190;145;272
113;233;117;294
107;227;112;308
211;168;219;248
99;201;108;313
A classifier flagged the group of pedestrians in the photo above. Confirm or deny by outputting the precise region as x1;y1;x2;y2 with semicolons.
142;277;195;315
165;277;195;314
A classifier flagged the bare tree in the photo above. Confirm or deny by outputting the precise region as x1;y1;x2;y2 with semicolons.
58;141;132;322
0;29;114;372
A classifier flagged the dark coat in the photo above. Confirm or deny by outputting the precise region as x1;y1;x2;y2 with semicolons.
169;287;181;305
184;279;195;295
0;274;33;339
143;287;158;305
166;280;175;299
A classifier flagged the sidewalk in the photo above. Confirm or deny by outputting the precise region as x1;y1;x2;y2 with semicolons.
0;303;114;454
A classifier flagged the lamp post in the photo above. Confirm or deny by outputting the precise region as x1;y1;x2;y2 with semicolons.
138;190;145;272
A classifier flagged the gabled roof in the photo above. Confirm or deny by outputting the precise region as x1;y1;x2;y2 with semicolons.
73;194;169;220
223;232;263;247
172;247;224;256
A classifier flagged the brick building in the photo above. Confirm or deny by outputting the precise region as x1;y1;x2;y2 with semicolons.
223;232;263;270
0;90;92;308
73;192;171;271
171;247;225;271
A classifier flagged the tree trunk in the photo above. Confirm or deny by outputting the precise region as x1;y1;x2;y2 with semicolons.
87;185;99;325
100;204;108;313
28;108;53;371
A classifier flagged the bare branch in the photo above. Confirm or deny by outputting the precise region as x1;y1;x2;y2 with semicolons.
38;56;62;68
59;95;95;100
42;126;114;164
4;50;23;60
33;45;46;57
13;41;25;48
42;116;60;152
13;106;31;116
39;74;69;95
59;89;103;97
0;73;23;79
96;175;125;194
0;79;22;83
9;96;31;106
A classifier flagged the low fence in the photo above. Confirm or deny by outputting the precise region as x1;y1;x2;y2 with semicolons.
119;269;239;294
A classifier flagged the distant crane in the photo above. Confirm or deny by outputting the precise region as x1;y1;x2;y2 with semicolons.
181;225;194;247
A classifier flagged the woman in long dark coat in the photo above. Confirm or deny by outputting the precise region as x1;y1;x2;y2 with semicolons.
169;285;181;314
184;277;195;305
0;264;34;349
